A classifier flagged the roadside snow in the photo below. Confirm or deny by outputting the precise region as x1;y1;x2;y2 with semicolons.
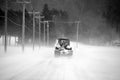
0;45;120;80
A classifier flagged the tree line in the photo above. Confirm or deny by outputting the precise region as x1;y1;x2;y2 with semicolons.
103;0;120;33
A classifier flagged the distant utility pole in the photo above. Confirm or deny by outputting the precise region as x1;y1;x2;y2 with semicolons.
38;15;41;48
37;15;44;48
4;0;8;52
46;21;49;46
29;11;43;50
32;10;35;50
34;12;44;48
43;21;46;46
76;21;80;48
17;0;31;51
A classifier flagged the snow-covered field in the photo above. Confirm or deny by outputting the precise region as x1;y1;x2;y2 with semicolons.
0;44;120;80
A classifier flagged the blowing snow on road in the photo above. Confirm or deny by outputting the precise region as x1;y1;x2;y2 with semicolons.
0;44;120;80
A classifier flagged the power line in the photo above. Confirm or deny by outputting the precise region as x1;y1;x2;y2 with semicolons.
25;26;33;33
48;20;78;23
0;16;21;35
8;10;20;17
9;11;34;29
0;16;37;33
7;17;22;26
1;16;79;24
8;13;19;20
1;16;22;27
17;0;31;51
0;15;22;27
7;18;22;35
1;16;39;35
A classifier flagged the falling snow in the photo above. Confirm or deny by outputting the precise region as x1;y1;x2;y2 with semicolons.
0;43;120;80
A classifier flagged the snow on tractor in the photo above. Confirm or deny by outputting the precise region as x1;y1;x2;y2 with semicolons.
54;38;73;57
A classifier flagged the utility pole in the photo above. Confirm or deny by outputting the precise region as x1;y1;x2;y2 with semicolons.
43;21;46;46
22;3;25;51
17;0;31;51
34;14;44;48
29;11;42;50
4;0;8;52
46;21;49;46
38;15;44;48
33;10;35;50
76;21;80;48
38;15;41;48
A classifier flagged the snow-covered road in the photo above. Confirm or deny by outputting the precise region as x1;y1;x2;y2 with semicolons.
0;45;120;80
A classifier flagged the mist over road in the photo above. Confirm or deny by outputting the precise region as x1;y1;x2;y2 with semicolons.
0;45;120;80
